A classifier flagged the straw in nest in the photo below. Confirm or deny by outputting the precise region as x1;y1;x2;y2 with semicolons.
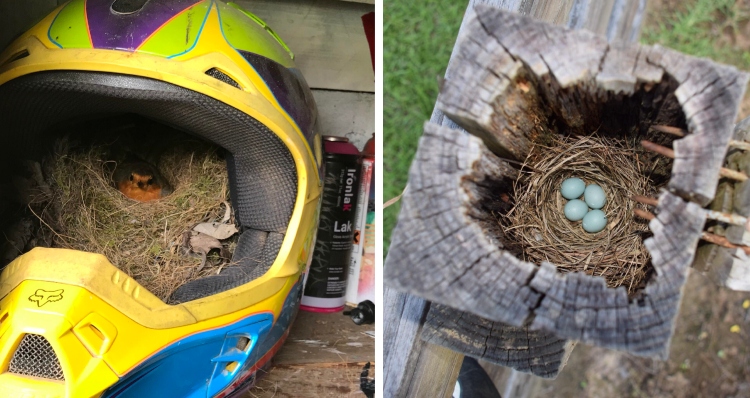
503;135;657;295
36;139;237;301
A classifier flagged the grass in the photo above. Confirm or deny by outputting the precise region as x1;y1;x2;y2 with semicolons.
38;133;234;301
642;0;750;69
384;0;468;253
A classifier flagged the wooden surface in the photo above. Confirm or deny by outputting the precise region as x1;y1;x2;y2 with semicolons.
312;90;374;150
246;309;374;397
388;4;748;360
238;0;374;92
385;0;749;395
693;116;750;291
422;304;574;379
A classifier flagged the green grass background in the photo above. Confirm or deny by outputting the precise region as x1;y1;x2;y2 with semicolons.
384;0;750;254
384;0;469;253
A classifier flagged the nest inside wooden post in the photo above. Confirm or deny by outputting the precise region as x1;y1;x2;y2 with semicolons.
503;135;659;295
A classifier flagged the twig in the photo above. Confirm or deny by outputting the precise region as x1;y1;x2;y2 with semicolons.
630;195;658;206
700;231;750;255
651;125;750;151
641;140;748;181
650;125;686;137
634;208;750;254
631;195;750;231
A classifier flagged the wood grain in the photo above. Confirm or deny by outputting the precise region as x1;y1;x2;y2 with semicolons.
237;0;374;92
240;310;373;397
273;310;374;366
312;90;374;151
693;116;750;291
422;304;574;379
250;362;370;398
387;5;749;363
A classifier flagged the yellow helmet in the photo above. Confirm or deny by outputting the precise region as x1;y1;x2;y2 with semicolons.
0;0;321;396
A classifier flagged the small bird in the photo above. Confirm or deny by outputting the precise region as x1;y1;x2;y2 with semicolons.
113;161;172;202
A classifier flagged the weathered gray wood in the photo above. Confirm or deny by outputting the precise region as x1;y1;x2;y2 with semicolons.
383;287;433;397
605;0;647;43
405;343;463;398
422;304;574;378
441;7;748;205
387;118;705;358
386;0;658;392
387;6;749;361
693;116;750;291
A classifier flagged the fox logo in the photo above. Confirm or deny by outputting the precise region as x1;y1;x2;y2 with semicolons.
28;289;64;307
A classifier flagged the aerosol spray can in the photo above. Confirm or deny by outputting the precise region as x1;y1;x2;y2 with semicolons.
301;136;361;312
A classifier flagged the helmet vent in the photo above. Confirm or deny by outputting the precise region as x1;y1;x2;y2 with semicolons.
112;0;150;14
0;49;29;68
8;334;65;381
206;68;241;89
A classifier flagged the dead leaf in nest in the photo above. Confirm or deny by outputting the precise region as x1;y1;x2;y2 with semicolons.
189;232;224;272
189;232;222;254
193;222;238;240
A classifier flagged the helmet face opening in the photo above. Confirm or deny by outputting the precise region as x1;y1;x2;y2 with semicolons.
0;0;322;395
0;71;297;303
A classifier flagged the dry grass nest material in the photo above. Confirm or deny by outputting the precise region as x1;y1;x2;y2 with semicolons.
503;135;656;295
39;141;236;301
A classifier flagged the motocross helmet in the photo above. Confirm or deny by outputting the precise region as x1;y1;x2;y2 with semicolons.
0;0;321;396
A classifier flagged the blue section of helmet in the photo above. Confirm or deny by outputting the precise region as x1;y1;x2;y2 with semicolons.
101;313;273;398
102;280;302;398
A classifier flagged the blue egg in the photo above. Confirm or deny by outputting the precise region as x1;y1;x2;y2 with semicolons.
561;178;585;200
582;209;607;233
564;199;589;221
584;184;606;209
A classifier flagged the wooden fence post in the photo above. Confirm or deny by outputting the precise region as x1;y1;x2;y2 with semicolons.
385;1;750;394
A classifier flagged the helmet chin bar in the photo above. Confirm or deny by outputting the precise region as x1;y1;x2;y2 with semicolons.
0;71;298;301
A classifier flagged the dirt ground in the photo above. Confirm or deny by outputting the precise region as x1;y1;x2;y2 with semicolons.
533;271;750;398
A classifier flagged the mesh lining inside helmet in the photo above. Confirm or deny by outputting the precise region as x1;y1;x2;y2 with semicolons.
0;71;299;303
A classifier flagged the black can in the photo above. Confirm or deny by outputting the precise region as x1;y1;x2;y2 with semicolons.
301;137;361;312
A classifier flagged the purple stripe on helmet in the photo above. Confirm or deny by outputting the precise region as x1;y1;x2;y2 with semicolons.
238;50;317;150
86;0;203;51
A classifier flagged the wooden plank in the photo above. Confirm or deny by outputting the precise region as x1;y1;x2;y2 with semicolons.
422;304;574;379
693;115;750;291
273;310;374;366
406;344;463;398
236;0;374;92
568;0;616;36
238;310;373;397
312;90;374;151
249;362;370;398
530;0;576;26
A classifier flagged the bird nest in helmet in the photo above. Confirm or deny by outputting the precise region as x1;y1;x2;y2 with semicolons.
3;117;239;301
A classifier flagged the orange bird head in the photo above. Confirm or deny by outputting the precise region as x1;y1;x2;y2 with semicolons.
115;162;170;202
